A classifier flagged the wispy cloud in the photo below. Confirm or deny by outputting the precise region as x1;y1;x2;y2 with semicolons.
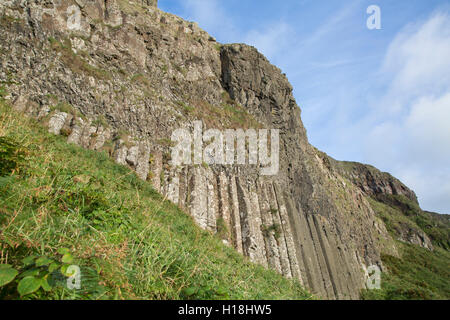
178;0;296;61
380;11;450;113
243;22;294;60
364;11;450;213
297;0;361;48
180;0;237;42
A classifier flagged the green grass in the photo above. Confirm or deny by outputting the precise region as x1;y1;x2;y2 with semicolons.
367;197;421;241
361;243;450;300
362;196;450;300
0;100;312;300
48;37;112;80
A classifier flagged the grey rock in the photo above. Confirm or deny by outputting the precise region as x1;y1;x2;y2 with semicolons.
126;146;139;167
48;112;68;135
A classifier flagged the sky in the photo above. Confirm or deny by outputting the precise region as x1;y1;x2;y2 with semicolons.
159;0;450;214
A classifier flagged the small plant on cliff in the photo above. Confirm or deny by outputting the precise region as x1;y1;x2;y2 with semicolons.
261;224;282;240
92;115;109;128
201;161;209;169
176;101;195;115
49;101;84;119
269;208;278;215
48;37;111;80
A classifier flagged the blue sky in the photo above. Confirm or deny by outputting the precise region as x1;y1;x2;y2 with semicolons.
159;0;450;214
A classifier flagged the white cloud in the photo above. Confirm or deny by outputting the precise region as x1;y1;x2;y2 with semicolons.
405;93;450;164
243;22;294;60
396;167;450;214
298;0;360;48
179;0;295;62
180;0;237;42
380;12;450;113
364;11;450;213
245;1;360;64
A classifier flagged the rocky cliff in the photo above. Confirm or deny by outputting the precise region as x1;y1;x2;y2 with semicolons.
0;0;412;299
325;157;435;250
327;158;418;203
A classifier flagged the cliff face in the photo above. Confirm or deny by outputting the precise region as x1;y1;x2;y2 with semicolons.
326;158;436;250
0;0;400;299
328;159;418;203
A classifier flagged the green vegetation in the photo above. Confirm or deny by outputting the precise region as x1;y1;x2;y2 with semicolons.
362;195;450;300
201;161;209;169
157;138;176;148
173;64;188;77
117;0;149;16
215;218;229;241
361;243;450;300
222;103;259;128
0;136;25;176
174;92;261;129
0;15;24;28
130;73;151;87
0;101;311;300
0;249;79;298
372;194;450;250
176;97;261;129
367;197;420;241
261;224;282;240
92;115;109;129
48;37;111;80
49;101;84;120
176;101;195;115
0;86;8;99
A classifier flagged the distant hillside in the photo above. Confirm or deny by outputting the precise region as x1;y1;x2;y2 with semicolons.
325;156;450;299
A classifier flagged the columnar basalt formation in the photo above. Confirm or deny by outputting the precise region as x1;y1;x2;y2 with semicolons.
1;0;400;299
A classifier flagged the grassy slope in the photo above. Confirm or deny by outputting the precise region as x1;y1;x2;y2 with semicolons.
0;100;312;300
362;197;450;300
371;194;450;250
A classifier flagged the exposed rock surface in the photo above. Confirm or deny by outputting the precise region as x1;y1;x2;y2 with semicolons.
327;158;418;203
0;0;405;299
325;157;435;250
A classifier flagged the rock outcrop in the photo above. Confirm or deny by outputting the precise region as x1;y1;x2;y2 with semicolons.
327;158;418;203
325;157;435;250
0;0;401;299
